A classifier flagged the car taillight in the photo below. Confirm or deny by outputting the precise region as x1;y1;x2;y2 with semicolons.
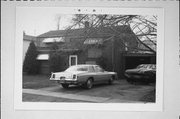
52;74;55;78
73;75;76;79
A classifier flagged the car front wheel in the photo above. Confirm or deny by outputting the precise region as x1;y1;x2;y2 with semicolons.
61;84;69;89
86;79;93;89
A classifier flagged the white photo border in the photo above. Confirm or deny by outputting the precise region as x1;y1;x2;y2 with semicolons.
15;7;164;111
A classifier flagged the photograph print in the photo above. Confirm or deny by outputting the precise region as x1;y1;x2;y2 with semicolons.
21;8;157;104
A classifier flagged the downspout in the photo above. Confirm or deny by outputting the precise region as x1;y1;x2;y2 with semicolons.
112;35;115;71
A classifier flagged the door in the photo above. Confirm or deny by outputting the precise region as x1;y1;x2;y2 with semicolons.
69;55;77;66
94;65;108;83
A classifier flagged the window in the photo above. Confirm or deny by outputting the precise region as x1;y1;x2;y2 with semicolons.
85;61;96;65
36;54;49;60
43;37;65;43
125;42;128;51
84;38;103;45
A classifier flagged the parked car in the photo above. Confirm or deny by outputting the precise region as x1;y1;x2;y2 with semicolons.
50;64;117;89
124;64;156;83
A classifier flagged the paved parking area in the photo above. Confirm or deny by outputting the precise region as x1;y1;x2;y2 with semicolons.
23;80;155;103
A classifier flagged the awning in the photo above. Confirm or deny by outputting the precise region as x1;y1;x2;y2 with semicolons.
84;38;103;45
43;37;65;43
36;54;49;60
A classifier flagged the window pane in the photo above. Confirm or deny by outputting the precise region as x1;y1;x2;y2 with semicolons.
89;66;95;72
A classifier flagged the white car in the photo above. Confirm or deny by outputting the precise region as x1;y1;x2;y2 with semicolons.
50;64;117;89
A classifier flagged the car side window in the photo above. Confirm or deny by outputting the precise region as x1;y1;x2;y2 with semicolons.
95;66;104;72
89;66;95;72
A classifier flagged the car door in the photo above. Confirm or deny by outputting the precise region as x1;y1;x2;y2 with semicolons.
94;66;107;83
98;66;110;81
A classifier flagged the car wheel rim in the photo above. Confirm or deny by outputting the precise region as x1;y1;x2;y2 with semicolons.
87;80;92;89
109;77;113;84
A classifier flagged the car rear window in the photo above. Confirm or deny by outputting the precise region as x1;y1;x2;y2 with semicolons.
77;67;88;71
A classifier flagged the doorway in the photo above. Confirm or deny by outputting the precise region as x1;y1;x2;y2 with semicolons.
69;55;78;66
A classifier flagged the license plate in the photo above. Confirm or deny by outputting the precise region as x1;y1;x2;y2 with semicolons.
133;75;141;78
60;80;65;83
60;77;65;80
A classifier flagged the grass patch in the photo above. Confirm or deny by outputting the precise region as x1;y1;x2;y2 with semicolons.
139;89;155;102
23;74;58;89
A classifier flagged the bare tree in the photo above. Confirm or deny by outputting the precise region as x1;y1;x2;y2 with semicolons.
65;14;157;54
56;14;157;53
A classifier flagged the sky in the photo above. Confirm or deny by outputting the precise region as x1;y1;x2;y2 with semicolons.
18;8;74;36
18;7;157;39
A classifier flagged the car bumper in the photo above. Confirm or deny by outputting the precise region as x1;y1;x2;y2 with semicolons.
125;74;155;83
50;78;79;85
57;80;79;85
125;74;152;79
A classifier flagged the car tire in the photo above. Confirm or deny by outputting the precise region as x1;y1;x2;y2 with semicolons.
108;76;114;85
127;78;133;84
86;78;93;89
61;84;69;89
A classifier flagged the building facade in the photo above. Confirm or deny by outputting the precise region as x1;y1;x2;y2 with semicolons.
35;25;155;78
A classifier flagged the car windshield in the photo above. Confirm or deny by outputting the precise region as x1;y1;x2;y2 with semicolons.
65;65;89;72
137;64;156;69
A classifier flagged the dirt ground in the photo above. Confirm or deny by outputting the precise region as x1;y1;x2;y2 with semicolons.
23;74;58;89
39;80;155;101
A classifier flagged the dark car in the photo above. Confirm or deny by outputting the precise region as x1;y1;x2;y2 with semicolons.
124;64;156;84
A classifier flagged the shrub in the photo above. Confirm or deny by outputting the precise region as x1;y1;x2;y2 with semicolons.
49;52;67;72
49;42;67;72
23;41;39;74
96;56;107;70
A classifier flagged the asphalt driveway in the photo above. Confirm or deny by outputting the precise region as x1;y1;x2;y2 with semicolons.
23;80;155;103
